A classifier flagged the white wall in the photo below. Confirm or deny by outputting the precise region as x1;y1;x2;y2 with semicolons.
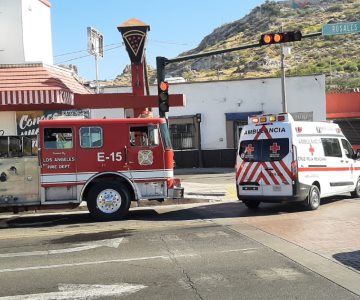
22;0;53;64
0;0;24;64
0;112;17;135
105;75;326;150
0;0;53;65
90;108;125;119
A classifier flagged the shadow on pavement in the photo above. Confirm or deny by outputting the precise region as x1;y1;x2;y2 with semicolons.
1;194;352;228
333;250;360;271
50;229;135;245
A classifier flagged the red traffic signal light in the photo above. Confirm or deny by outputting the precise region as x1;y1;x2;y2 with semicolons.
159;81;169;92
158;81;169;117
260;31;302;45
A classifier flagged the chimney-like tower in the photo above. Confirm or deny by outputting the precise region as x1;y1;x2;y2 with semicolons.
117;19;150;117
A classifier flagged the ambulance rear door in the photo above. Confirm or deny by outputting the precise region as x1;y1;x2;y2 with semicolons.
260;137;293;197
238;137;293;196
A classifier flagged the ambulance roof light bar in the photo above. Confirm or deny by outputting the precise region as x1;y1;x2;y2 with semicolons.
249;113;289;124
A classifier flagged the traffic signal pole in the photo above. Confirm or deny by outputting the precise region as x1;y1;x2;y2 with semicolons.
156;31;322;113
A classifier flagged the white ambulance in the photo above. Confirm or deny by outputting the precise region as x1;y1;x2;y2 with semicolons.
236;113;360;210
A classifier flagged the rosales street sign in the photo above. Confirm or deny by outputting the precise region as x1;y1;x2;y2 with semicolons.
322;21;360;36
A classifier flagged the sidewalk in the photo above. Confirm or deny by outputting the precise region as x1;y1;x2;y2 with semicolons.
174;167;234;176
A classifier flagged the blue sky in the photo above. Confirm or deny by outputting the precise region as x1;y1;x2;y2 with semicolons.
51;0;267;81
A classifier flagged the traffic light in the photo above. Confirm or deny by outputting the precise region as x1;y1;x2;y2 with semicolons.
158;81;169;117
260;31;302;45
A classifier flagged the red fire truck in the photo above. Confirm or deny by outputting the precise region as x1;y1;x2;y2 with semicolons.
0;118;184;220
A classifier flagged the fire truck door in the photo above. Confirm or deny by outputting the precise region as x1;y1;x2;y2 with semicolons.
126;124;165;181
40;127;78;203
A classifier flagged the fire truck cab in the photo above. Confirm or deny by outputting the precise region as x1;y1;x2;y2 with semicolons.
0;118;183;220
236;113;360;210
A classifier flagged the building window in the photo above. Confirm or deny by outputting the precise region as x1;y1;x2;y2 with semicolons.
169;124;195;150
0;136;37;157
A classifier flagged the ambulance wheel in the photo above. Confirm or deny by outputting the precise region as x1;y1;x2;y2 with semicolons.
304;185;320;210
87;182;131;221
350;177;360;198
243;200;260;209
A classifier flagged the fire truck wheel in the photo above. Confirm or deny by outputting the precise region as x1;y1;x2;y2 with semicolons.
87;182;131;221
242;200;260;209
350;177;360;198
304;185;320;210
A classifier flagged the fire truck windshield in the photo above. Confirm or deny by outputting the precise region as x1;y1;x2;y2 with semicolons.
160;124;172;150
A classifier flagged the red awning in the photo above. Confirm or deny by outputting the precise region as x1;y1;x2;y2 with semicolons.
0;63;91;108
1;89;73;105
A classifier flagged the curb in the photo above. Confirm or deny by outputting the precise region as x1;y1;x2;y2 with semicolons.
131;197;223;207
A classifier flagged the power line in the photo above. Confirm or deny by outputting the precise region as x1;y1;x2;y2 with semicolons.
53;39;189;60
53;42;124;58
55;44;124;64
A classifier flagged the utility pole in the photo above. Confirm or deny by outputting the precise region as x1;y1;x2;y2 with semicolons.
280;44;287;113
95;53;100;94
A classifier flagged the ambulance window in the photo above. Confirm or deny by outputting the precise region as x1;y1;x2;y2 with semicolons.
130;126;159;147
321;138;342;157
262;139;289;161
239;141;261;162
239;138;289;162
341;139;354;158
80;127;103;148
44;128;73;149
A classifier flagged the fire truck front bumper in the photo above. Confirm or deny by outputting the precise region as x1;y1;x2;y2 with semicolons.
168;187;184;199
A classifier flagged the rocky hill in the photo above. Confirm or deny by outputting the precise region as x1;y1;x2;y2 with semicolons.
115;0;360;91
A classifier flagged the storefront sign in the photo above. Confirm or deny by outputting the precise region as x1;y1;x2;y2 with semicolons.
16;109;90;136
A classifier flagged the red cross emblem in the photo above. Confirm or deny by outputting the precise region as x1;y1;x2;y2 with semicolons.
245;144;255;155
309;144;315;156
270;142;280;154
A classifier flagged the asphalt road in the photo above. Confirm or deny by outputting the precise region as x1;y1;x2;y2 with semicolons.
0;205;358;299
0;171;359;299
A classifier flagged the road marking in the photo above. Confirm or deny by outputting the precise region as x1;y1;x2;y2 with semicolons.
219;248;258;253
255;268;304;281
0;237;124;258
0;248;256;274
195;231;229;238
0;283;147;300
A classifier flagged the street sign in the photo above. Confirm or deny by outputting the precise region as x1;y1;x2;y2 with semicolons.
322;21;360;36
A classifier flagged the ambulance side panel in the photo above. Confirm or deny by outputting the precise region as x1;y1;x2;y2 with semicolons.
295;123;359;198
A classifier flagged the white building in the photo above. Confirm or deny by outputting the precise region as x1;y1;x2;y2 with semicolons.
104;74;326;167
0;0;53;65
0;0;94;137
